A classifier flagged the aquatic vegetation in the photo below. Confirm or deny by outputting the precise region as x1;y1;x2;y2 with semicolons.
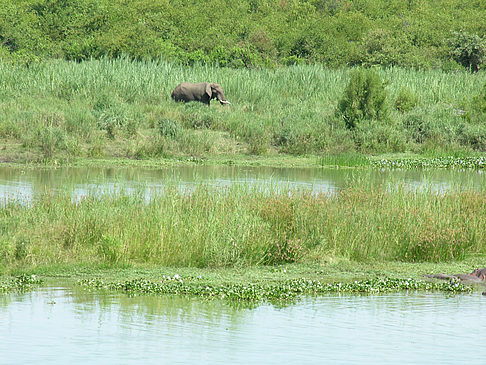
1;182;486;267
319;153;371;167
0;274;42;293
372;156;486;169
79;276;472;302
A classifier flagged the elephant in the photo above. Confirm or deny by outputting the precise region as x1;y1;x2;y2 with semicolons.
171;82;231;106
425;268;486;283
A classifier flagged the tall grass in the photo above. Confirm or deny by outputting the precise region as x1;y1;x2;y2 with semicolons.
1;182;485;268
1;58;485;161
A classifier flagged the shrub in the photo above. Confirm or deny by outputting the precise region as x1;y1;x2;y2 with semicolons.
64;102;97;139
458;124;486;151
472;80;486;114
247;126;270;155
395;87;419;113
403;113;429;143
353;121;406;153
274;126;316;155
337;68;389;129
38;126;65;159
93;94;133;138
180;106;218;129
157;118;183;139
448;31;486;72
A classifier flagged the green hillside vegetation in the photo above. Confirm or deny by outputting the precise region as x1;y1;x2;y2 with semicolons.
0;0;485;70
1;1;486;164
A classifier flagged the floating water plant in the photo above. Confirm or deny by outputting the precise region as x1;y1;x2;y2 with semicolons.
79;277;472;302
373;156;486;169
0;275;42;293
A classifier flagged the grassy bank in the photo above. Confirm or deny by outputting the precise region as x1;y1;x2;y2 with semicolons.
1;59;486;166
2;181;486;272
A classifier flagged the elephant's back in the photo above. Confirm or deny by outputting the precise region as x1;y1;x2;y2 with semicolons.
173;82;195;95
171;82;191;100
177;82;206;90
173;82;206;100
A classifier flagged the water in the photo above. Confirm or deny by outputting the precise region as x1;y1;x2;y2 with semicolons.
1;165;485;203
1;286;485;364
1;165;485;363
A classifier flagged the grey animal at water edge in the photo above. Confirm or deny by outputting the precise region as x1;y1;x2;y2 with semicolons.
171;82;231;106
425;267;486;283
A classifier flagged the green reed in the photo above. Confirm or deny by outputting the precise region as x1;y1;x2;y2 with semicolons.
1;180;485;269
1;58;485;161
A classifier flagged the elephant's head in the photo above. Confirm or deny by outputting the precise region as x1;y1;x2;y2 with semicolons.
206;83;231;105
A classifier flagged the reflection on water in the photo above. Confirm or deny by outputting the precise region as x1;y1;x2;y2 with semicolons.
1;165;485;203
0;286;484;364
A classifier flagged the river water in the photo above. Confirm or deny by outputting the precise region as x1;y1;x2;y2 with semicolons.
1;165;485;203
1;285;485;364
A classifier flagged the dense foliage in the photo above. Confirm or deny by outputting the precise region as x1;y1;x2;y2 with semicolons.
1;0;486;70
337;68;389;129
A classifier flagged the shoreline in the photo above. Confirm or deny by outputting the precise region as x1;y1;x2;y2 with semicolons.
3;260;485;300
1;153;485;170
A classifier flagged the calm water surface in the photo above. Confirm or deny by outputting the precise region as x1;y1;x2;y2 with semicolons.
1;286;485;364
1;165;485;202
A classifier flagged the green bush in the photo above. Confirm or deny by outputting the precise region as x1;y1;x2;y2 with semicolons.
448;31;486;72
395;87;419;113
353;120;406;153
157;118;182;139
337;68;389;129
93;94;135;138
472;80;486;114
274;124;317;155
458;124;486;151
38;125;66;159
403;113;429;144
180;106;218;129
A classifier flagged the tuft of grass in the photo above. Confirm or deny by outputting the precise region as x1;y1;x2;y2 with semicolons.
395;87;419;113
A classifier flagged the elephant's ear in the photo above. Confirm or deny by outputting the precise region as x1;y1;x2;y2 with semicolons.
205;83;212;98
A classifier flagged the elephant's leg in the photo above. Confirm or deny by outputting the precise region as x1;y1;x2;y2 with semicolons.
199;93;210;106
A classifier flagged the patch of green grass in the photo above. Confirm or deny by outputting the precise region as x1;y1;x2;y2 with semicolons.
319;152;371;167
8;258;485;302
